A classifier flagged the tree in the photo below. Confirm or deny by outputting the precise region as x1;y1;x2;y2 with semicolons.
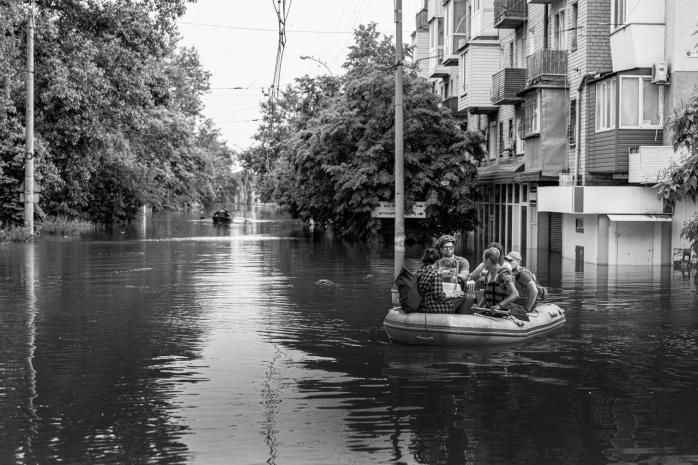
655;87;698;252
251;23;482;242
0;0;232;225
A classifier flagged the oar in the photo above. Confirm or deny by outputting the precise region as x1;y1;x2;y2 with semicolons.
472;305;511;316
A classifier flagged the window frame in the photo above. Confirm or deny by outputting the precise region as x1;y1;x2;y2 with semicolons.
618;75;664;129
460;51;468;94
595;77;617;133
612;0;627;31
554;9;567;50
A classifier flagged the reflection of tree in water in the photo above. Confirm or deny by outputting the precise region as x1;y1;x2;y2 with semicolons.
1;239;212;464
260;345;282;465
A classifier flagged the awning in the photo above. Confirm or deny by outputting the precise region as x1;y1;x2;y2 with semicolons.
477;160;525;183
607;214;672;222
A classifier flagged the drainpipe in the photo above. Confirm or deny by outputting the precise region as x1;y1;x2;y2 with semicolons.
575;73;597;186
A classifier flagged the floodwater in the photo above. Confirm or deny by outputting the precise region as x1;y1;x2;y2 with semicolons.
1;206;698;465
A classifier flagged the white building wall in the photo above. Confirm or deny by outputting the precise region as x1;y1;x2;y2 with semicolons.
562;213;600;264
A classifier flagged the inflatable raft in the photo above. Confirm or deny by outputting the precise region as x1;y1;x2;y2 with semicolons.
383;303;566;346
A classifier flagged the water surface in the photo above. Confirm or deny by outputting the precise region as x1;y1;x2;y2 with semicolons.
1;206;698;464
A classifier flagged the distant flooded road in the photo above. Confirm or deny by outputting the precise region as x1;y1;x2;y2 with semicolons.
2;206;698;464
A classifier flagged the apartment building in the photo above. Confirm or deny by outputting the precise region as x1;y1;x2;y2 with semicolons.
536;0;698;266
415;0;698;266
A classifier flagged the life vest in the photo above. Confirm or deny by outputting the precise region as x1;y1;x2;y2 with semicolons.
483;268;510;307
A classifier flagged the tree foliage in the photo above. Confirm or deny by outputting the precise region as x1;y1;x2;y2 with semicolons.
245;23;483;242
655;87;698;251
0;0;233;225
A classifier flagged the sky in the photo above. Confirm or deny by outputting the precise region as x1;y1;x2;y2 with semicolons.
177;1;419;151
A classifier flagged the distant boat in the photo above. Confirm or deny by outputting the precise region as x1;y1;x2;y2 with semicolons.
212;209;232;225
383;303;566;346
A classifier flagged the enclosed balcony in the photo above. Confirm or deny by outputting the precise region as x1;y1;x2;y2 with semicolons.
526;49;567;87
494;0;527;29
442;96;467;117
628;146;687;184
416;8;428;31
428;47;450;78
491;68;526;105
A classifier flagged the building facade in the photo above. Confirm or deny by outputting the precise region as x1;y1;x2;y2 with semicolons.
412;0;698;265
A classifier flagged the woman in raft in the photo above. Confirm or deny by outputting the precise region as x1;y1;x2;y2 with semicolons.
416;248;473;314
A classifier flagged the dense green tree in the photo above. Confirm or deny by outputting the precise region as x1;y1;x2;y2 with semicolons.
655;87;698;252
0;0;232;225
248;23;482;242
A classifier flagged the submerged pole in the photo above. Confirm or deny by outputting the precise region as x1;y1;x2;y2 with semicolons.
392;0;405;304
24;4;35;233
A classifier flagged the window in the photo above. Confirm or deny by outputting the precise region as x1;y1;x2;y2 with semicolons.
488;121;497;159
521;92;540;138
575;218;584;233
568;99;577;145
595;77;616;131
527;29;535;56
508;119;514;153
620;76;664;128
554;9;567;50
571;3;578;50
499;122;504;156
612;0;627;29
461;52;468;93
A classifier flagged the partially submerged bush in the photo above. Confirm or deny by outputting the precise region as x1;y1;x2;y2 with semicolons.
0;226;33;243
37;216;95;236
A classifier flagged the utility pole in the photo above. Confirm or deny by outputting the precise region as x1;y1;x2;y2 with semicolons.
393;0;405;301
24;3;35;234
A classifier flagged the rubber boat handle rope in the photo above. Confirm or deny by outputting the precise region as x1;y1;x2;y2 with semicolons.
418;313;435;341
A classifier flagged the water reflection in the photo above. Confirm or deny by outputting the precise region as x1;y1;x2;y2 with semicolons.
1;206;698;464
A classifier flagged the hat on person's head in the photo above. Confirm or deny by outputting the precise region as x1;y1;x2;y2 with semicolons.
504;251;523;262
436;234;456;250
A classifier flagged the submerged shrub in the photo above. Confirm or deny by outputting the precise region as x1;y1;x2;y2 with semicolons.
37;216;95;236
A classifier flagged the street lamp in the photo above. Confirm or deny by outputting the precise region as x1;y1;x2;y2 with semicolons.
300;55;334;77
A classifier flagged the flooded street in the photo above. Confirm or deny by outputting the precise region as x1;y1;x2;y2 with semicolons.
2;206;698;465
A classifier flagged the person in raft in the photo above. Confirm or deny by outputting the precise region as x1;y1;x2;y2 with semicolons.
416;248;471;314
435;234;471;291
503;250;539;312
467;241;507;287
477;247;529;321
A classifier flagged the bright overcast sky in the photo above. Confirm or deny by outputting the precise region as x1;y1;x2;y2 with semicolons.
177;1;419;151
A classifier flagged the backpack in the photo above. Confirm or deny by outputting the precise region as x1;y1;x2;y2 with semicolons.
394;266;421;312
516;267;548;302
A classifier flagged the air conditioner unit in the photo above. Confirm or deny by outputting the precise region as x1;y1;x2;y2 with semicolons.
651;62;669;85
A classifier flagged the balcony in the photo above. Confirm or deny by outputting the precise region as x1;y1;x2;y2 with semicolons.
610;23;665;73
494;0;527;29
428;47;450;78
442;96;467;116
491;68;526;104
628;146;688;184
416;8;428;31
526;49;567;87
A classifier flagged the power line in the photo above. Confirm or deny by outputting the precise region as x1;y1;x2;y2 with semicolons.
180;21;393;35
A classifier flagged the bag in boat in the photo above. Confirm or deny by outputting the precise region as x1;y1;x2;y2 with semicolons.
436;257;461;298
394;266;421;313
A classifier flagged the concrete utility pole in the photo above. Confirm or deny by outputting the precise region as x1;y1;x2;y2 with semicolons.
24;3;35;234
394;0;405;282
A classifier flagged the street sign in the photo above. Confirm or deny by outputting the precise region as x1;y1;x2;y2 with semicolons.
372;201;426;218
19;193;40;203
17;179;42;193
